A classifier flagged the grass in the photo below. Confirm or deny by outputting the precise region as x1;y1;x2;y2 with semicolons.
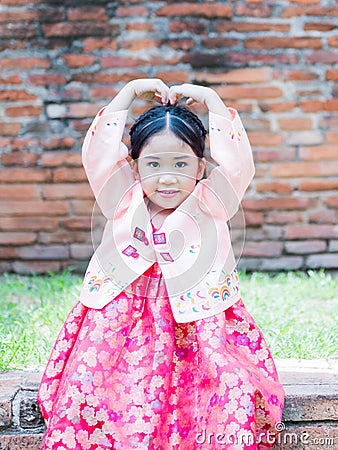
0;270;337;371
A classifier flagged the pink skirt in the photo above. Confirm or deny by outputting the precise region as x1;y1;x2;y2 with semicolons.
38;264;284;449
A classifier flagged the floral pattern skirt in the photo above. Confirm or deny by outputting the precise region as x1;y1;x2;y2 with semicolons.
38;264;284;450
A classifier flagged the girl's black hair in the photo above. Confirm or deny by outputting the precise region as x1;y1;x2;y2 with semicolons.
129;104;207;160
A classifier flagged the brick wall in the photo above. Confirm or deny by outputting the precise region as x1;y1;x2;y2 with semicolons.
0;0;337;274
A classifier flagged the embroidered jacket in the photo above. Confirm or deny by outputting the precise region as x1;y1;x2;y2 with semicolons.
79;106;255;323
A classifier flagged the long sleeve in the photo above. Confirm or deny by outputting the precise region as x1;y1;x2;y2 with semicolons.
82;108;135;219
198;109;255;220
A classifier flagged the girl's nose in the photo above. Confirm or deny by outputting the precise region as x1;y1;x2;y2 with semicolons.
158;172;178;184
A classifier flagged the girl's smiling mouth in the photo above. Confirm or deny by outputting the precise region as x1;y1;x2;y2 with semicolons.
157;189;179;198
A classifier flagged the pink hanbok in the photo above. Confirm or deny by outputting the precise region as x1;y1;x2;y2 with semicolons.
38;262;284;449
38;106;284;449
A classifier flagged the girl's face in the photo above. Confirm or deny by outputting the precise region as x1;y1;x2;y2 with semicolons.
133;131;206;214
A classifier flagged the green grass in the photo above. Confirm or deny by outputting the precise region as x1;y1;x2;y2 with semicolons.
0;270;337;370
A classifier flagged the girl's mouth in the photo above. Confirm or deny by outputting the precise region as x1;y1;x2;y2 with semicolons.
157;190;179;198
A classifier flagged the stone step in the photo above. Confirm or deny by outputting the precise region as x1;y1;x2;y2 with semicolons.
0;360;337;449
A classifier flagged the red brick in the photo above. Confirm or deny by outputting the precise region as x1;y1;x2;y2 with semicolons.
0;232;37;245
27;73;68;86
42;22;119;38
195;68;273;85
17;245;69;260
1;152;39;166
304;21;336;31
0;168;52;183
243;197;316;211
283;69;319;81
271;161;338;178
100;56;147;69
324;99;338;111
259;102;295;113
215;85;283;100
73;200;95;215
39;230;89;245
6;105;43;118
116;6;149;16
324;197;338;208
0;90;37;101
328;36;338;47
299;146;338;160
41;152;82;167
0;9;39;22
0;200;69;216
243;211;263;227
282;6;338;18
299;100;325;112
278;117;312;130
242;241;283;257
61;216;92;230
0;57;50;69
326;69;338;81
63;54;96;68
215;21;290;33
0;74;22;84
286;131;323;146
120;38;161;51
170;20;207;34
156;3;233;19
256;182;294;194
0;184;40;200
309;209;337;224
299;179;338;192
165;38;196;51
89;87;117;100
285;240;326;254
245;37;322;50
155;71;190;84
236;4;272;17
82;37;117;52
43;183;92;200
42;137;75;150
68;7;108;21
201;37;239;49
72;72;148;84
266;211;302;225
0;122;21;136
305;50;338;65
247;133;284;147
0;217;58;231
325;131;338;144
53;167;87;183
285;224;337;239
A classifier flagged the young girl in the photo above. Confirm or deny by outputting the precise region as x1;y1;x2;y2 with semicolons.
38;79;284;449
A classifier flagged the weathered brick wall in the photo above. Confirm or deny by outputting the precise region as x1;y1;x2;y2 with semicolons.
0;0;337;274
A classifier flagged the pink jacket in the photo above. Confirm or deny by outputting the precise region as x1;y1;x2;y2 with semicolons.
79;106;255;323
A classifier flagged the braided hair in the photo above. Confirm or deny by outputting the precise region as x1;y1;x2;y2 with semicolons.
129;104;207;160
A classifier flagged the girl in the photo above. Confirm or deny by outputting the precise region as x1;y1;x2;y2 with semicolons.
38;79;284;449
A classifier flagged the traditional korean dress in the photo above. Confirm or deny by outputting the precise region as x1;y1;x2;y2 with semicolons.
38;106;284;450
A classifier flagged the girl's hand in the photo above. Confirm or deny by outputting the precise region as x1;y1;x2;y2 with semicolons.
106;78;169;113
169;83;232;119
129;79;169;105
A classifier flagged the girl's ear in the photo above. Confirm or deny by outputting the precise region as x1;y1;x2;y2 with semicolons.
197;157;207;180
131;159;140;180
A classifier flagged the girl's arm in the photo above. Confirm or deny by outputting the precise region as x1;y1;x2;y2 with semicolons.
82;79;169;219
169;84;255;219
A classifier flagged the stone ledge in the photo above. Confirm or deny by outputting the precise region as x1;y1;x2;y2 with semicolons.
0;360;337;449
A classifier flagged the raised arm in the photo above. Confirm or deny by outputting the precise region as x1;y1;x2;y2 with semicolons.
169;84;255;219
82;79;169;219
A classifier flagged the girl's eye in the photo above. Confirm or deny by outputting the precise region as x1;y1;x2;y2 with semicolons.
175;161;187;168
148;162;160;168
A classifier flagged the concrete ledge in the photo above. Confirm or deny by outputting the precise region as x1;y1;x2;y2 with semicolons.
0;360;337;449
